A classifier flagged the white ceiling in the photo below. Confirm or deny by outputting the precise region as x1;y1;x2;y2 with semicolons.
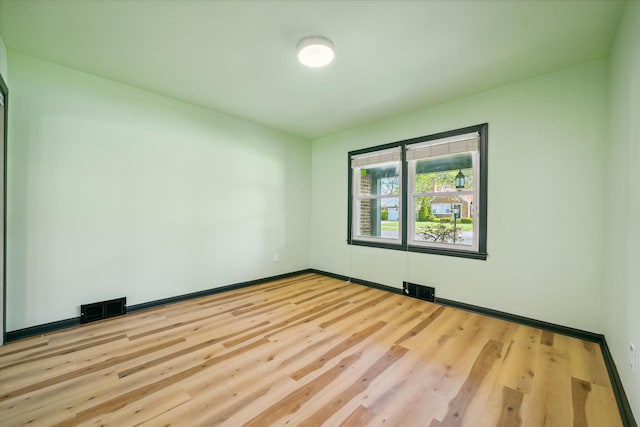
0;0;626;139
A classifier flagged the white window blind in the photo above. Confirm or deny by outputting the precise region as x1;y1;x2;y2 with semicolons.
406;132;478;161
351;147;401;168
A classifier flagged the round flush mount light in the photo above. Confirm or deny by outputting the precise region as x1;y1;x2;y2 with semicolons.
297;36;334;68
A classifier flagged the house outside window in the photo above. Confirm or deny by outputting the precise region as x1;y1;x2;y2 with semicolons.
347;124;487;260
431;204;452;215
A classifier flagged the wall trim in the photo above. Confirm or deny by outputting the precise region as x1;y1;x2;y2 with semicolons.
435;297;602;342
5;269;311;342
127;269;310;313
599;337;638;427
307;268;403;295
5;317;81;342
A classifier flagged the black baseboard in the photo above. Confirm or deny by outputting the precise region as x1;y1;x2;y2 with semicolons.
308;269;350;282
435;297;603;343
5;269;312;343
308;268;403;295
5;317;81;342
600;337;638;427
127;269;311;313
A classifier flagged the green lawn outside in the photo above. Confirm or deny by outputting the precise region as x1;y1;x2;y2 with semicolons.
381;220;473;231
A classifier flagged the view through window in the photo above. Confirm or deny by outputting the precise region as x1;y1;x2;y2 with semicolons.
348;124;487;259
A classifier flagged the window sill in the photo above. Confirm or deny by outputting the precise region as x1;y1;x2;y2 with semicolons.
407;245;487;260
348;239;404;251
347;239;487;260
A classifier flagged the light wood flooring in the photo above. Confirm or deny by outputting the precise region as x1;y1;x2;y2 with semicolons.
0;273;623;426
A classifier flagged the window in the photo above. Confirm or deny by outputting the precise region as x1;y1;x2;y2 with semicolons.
347;124;487;260
349;147;402;245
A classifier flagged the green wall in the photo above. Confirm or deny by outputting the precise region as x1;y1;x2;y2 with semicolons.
311;60;608;333
0;33;6;344
6;52;311;330
605;0;640;418
0;33;7;80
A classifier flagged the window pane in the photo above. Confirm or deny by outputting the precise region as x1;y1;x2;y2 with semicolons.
357;198;400;239
360;164;400;196
415;154;473;193
414;195;473;246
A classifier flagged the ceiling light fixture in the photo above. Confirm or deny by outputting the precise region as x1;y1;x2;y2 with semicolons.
297;36;334;68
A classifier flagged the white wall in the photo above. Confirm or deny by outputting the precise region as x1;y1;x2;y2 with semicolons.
6;52;311;331
311;60;608;333
605;0;640;419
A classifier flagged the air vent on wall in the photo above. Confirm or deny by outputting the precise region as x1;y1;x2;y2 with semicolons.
403;282;435;302
81;297;126;323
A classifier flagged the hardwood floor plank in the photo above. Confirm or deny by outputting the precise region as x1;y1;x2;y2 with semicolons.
153;332;314;426
242;352;362;427
430;339;504;427
0;340;49;357
277;330;346;371
187;384;274;427
424;313;496;398
117;321;269;378
290;320;387;381
496;325;541;395
497;385;524;427
230;288;326;316
223;292;358;348
194;274;318;307
572;376;591;427
156;342;303;425
263;301;352;337
0;338;184;402
568;336;612;388
60;338;271;426
0;333;128;369
521;341;574;426
296;344;409;426
318;292;389;329
394;305;446;345
338;405;377;426
77;385;192;427
541;330;555;346
293;283;352;304
357;335;451;426
127;302;253;340
583;381;624;426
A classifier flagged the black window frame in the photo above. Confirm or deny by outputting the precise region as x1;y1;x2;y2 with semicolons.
347;123;488;260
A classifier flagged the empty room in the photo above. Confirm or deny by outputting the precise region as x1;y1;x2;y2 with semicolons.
0;0;638;425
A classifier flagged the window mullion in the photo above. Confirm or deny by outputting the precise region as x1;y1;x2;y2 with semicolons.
407;159;416;246
472;151;480;251
356;194;401;201
413;190;474;198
